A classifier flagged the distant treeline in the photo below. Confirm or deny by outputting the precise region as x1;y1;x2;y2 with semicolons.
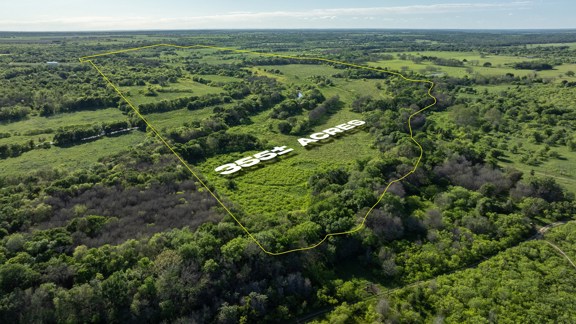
243;56;326;66
333;68;390;79
420;55;465;67
513;61;554;71
137;94;233;114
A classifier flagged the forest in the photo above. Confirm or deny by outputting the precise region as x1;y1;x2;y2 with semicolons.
0;30;576;323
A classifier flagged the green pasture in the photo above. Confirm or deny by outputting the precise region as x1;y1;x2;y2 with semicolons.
537;63;576;79
403;51;532;64
435;83;576;194
329;79;391;100
198;74;243;83
252;64;341;81
252;64;395;102
117;77;224;106
369;59;536;78
367;51;576;79
194;48;247;65
146;104;233;130
0;108;127;145
501;137;576;193
0;131;145;176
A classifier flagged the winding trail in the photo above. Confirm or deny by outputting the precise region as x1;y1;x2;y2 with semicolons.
530;221;568;239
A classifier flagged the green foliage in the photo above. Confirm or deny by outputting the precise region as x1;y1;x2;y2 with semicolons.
0;263;40;293
382;223;576;322
0;104;32;122
513;61;554;70
277;120;292;134
67;215;109;238
53;120;135;147
1;30;576;323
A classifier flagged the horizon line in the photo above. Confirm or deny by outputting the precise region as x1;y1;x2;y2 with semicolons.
1;27;576;34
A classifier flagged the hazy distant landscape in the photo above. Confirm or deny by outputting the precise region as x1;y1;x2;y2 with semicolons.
1;27;576;323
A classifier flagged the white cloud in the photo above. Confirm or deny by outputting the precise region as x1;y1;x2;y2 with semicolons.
0;2;533;31
174;2;531;22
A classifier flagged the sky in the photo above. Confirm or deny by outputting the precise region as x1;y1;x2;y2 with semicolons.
0;0;574;31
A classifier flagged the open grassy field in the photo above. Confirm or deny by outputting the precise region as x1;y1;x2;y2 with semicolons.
501;137;576;193
428;82;576;194
537;64;576;79
0;108;127;145
110;77;224;106
0;131;146;176
255;64;341;79
145;103;233;130
369;51;576;82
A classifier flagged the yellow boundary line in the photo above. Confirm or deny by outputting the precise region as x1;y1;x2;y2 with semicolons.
79;44;436;256
544;240;576;271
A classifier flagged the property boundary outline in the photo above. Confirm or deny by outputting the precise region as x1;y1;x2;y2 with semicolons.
79;44;437;256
